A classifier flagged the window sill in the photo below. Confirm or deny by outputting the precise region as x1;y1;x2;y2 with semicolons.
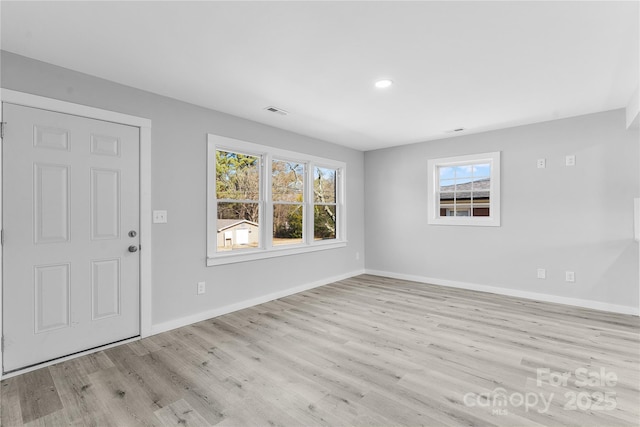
207;240;347;266
428;217;500;227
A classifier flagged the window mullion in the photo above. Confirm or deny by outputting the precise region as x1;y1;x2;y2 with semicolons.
302;161;309;245
305;161;314;245
263;153;272;251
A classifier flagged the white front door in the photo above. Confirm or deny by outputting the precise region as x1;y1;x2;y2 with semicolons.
2;103;140;372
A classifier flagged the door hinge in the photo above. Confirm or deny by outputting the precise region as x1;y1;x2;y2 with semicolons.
0;122;5;139
1;229;4;246
1;336;4;352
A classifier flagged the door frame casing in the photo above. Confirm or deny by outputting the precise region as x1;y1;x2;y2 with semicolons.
0;88;152;378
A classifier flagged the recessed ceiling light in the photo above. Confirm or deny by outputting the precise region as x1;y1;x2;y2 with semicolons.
374;79;393;89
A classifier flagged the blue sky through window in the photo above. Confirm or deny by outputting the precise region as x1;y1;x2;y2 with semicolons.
439;163;490;186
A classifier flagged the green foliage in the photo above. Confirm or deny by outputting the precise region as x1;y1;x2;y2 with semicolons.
274;203;303;239
216;150;260;222
314;205;336;239
216;150;260;200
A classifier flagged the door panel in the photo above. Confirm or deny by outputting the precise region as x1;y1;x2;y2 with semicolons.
34;263;70;333
90;134;120;157
34;163;70;243
2;103;140;372
34;125;69;151
91;258;121;320
91;168;121;240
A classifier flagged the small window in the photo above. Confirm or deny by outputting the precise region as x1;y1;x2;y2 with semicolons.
207;134;346;265
427;152;500;226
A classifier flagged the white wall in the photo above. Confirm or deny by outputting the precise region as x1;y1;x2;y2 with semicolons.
365;110;639;312
0;51;365;330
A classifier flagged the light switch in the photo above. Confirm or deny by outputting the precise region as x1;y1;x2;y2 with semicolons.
565;155;576;166
197;281;206;295
153;210;167;223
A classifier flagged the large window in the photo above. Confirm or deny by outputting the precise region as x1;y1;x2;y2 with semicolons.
207;134;346;265
427;152;500;226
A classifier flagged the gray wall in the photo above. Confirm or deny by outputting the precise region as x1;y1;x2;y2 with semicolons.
2;50;638;320
365;110;639;309
1;51;365;327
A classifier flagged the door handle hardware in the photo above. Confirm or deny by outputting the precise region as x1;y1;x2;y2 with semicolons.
128;245;138;253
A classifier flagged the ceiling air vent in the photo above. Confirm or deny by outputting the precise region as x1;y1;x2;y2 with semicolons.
445;128;465;133
264;106;289;116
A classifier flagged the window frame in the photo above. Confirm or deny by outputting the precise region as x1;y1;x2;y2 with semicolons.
427;151;501;227
207;134;346;266
312;164;340;241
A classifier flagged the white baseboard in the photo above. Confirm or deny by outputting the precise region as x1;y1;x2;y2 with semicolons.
151;269;366;335
365;269;640;316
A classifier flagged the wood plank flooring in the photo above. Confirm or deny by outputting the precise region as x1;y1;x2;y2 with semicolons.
2;274;639;426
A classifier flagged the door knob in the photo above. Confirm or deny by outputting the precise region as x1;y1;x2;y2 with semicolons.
128;245;138;253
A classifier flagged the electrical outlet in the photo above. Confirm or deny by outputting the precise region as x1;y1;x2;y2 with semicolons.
153;210;168;223
537;268;546;279
565;155;576;167
565;271;575;282
197;281;206;295
537;159;546;169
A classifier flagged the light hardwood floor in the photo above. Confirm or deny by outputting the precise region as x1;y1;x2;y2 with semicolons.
1;274;639;426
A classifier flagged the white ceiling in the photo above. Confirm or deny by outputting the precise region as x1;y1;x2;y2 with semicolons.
1;1;638;151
